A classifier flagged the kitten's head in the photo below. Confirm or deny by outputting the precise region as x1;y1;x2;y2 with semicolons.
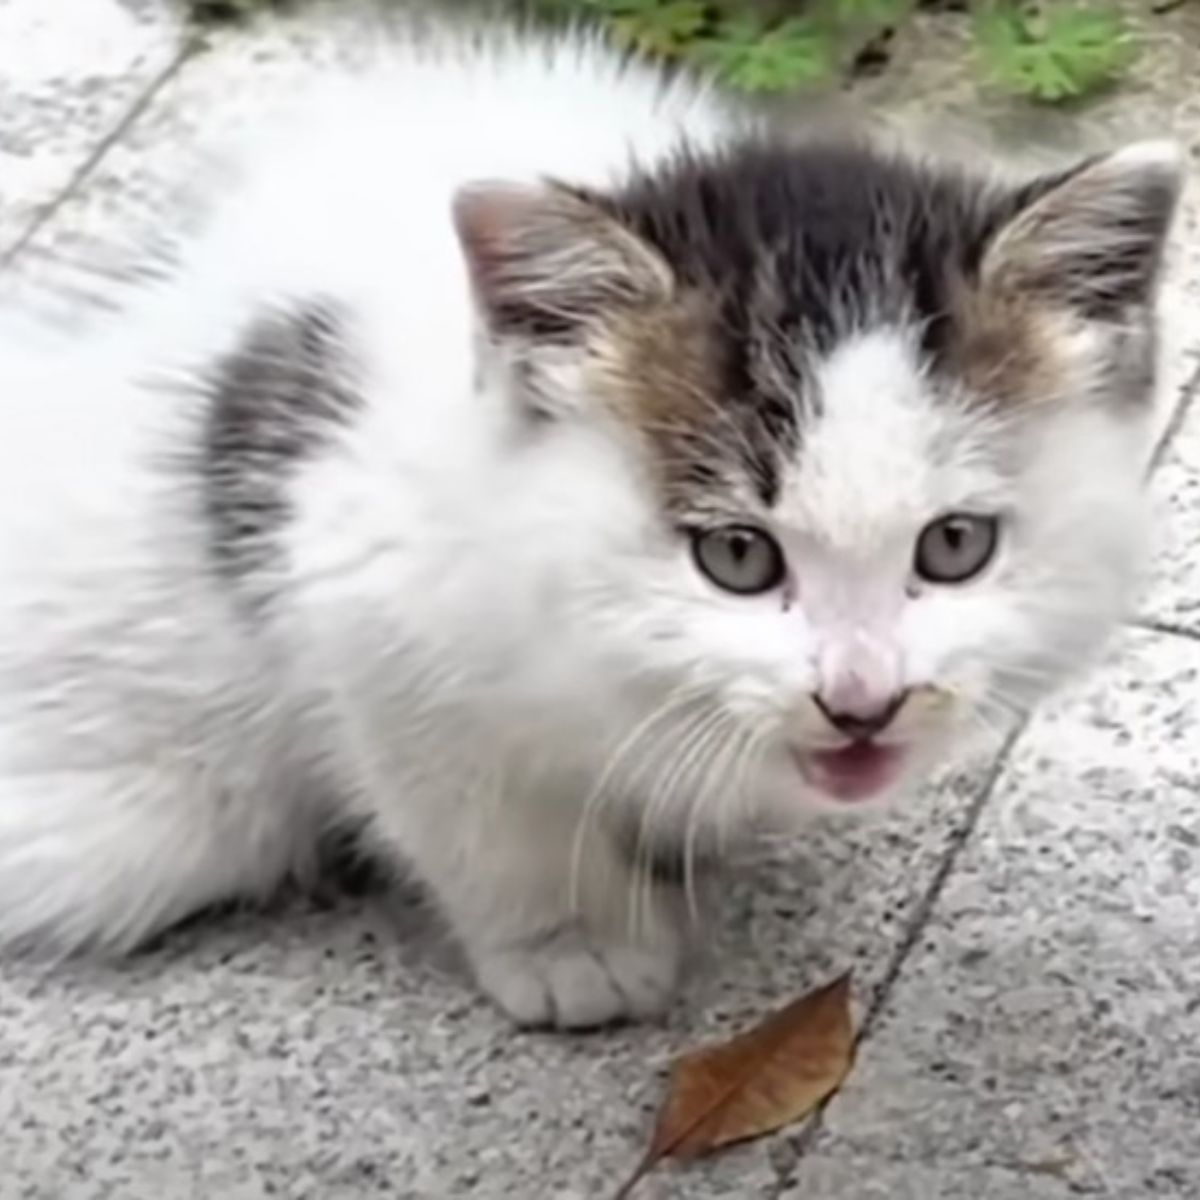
453;136;1181;828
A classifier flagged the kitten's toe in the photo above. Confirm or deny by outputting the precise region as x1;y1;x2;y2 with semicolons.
474;948;561;1026
473;927;682;1030
595;944;680;1019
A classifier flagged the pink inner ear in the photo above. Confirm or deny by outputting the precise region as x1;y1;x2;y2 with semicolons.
981;144;1182;315
450;180;671;333
451;181;544;297
453;182;546;249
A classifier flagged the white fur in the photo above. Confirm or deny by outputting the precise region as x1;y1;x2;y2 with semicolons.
0;24;1159;1027
774;328;1150;747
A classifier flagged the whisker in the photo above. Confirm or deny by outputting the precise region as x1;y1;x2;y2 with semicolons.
628;705;728;940
566;681;710;918
675;712;739;926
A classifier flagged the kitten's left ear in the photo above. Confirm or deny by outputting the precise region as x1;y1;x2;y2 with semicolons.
452;180;672;338
981;140;1184;319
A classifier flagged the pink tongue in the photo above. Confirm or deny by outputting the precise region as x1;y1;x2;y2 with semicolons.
811;742;902;802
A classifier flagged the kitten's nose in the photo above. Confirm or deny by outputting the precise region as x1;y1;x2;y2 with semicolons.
813;691;908;741
816;636;905;739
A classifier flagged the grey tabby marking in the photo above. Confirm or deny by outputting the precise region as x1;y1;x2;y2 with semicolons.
202;301;362;587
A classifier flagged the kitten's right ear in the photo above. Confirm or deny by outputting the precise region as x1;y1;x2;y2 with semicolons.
452;181;672;338
980;140;1184;320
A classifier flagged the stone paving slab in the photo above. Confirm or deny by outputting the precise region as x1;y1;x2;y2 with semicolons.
0;775;998;1199
0;4;419;318
780;1156;1080;1200
784;628;1200;1200
0;0;182;260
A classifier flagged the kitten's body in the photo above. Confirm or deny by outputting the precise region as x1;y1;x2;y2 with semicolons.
0;22;1181;1026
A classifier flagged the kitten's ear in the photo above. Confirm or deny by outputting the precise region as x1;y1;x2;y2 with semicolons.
980;141;1183;319
452;180;672;337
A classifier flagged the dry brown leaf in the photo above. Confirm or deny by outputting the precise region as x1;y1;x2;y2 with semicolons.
613;972;856;1199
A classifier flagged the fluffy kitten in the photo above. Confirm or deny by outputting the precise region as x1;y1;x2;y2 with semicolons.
0;21;1181;1027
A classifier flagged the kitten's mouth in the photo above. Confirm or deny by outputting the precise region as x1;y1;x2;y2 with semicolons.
796;741;906;803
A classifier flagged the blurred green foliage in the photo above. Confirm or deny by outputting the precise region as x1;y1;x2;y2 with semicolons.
189;0;1138;104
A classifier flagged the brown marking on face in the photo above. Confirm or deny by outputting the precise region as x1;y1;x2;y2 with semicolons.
582;291;769;522
946;280;1077;413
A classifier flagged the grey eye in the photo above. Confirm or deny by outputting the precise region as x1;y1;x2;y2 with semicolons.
914;513;999;584
692;525;785;595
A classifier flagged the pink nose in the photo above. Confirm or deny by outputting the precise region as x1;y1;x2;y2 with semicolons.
816;638;904;739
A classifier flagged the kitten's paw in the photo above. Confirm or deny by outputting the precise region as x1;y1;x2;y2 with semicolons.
473;923;683;1030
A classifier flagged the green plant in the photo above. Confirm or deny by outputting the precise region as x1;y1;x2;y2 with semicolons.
692;13;838;92
189;0;1139;105
973;2;1133;102
530;0;1135;101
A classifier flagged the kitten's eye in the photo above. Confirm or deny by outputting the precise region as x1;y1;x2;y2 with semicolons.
914;514;999;584
691;525;785;595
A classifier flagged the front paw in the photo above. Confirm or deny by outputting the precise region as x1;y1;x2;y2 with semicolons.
471;919;684;1030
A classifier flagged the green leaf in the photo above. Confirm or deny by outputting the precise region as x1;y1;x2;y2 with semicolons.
696;15;838;93
601;0;709;58
816;0;914;33
973;2;1133;103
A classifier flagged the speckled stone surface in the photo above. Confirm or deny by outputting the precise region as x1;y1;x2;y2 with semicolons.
0;780;995;1199
1146;395;1200;634
785;630;1200;1199
0;0;181;259
780;1156;1080;1200
2;2;1200;1198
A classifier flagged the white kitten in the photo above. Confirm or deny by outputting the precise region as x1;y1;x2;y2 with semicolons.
0;22;1180;1027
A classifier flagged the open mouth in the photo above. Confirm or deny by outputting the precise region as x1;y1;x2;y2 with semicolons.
797;741;906;803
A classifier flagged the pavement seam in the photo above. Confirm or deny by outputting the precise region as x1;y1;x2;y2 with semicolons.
0;33;202;274
0;27;1195;1196
765;345;1200;1195
764;727;1024;1197
1146;353;1200;479
1128;615;1200;642
1126;350;1200;649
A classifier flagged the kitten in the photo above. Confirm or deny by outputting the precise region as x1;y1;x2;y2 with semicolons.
0;21;1181;1028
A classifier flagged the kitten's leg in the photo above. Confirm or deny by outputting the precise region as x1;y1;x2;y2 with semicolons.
293;601;685;1027
378;782;686;1029
0;764;300;954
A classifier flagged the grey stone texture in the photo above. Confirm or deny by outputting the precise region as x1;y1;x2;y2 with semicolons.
1;2;1199;1197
